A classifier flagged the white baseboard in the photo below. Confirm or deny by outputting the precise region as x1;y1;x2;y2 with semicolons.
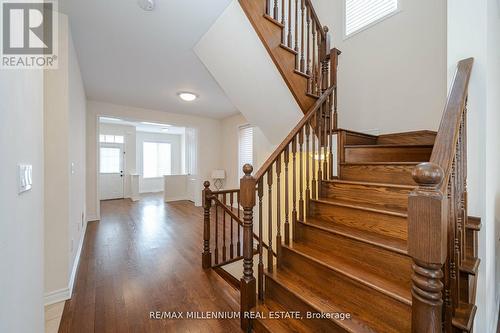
44;288;70;306
87;214;99;222
44;220;88;306
164;196;189;202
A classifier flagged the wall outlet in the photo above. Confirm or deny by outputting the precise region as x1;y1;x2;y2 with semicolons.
18;164;33;194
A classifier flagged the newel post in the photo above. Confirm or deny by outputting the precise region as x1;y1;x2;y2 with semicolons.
202;181;212;269
408;163;447;333
240;164;257;331
330;47;341;131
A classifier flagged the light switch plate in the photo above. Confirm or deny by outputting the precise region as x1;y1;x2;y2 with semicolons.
18;164;33;194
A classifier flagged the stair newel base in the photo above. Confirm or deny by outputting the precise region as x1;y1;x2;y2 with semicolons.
202;181;212;269
408;162;447;333
411;260;444;333
257;178;264;301
240;164;257;332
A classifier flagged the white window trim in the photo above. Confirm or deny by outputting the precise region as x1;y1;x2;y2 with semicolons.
237;124;254;181
343;0;402;40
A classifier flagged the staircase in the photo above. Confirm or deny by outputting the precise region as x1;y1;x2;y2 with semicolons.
201;1;479;332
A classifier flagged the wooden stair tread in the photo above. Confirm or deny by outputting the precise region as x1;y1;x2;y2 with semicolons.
312;197;408;217
253;299;313;333
460;257;480;275
452;302;477;331
301;216;408;255
341;162;419;165
284;242;412;305
322;178;415;190
266;267;409;333
344;144;434;149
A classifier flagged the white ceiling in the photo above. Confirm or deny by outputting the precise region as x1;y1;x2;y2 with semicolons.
61;0;237;119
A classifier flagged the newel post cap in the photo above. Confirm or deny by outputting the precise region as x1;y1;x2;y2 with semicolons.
240;164;256;208
412;163;444;187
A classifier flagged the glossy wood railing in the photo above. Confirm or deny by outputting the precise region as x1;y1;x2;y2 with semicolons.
202;184;244;269
265;0;330;97
239;84;336;330
408;58;475;333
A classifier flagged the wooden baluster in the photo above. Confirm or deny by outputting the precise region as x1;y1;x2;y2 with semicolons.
230;192;234;259
323;98;328;180
202;181;212;269
316;27;322;95
305;124;311;213
258;179;264;301
267;168;274;272
273;0;278;20
311;120;317;200
240;164;256;331
237;191;241;257
281;0;286;42
215;195;219;265
311;23;316;94
223;193;227;262
292;136;298;241
294;0;299;69
284;146;290;245
331;48;341;131
306;8;311;77
408;163;447;333
276;155;282;266
317;107;323;188
287;0;292;48
328;91;334;179
300;0;305;72
299;128;304;221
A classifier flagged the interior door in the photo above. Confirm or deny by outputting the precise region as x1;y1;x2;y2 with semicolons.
100;145;124;200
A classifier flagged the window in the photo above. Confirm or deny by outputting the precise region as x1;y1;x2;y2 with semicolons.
345;0;399;37
238;125;253;177
100;134;124;144
100;147;121;173
143;142;172;178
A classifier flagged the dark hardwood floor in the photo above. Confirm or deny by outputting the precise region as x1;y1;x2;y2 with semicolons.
58;194;241;333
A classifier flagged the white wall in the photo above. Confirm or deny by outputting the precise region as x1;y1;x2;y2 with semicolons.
312;0;447;134
0;68;44;333
44;14;87;304
87;100;223;218
195;0;303;145
448;0;500;331
136;131;183;193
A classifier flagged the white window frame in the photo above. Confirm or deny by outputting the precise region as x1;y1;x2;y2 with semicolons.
343;0;401;40
238;125;254;180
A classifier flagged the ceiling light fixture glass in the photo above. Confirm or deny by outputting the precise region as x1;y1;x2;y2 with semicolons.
178;92;198;102
137;0;155;11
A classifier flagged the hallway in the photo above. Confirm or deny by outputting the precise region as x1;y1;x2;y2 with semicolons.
58;194;240;333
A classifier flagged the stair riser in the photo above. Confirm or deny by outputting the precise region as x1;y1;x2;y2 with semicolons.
321;181;411;211
280;246;411;329
264;277;348;333
296;222;412;286
309;200;408;240
340;164;416;185
344;146;432;163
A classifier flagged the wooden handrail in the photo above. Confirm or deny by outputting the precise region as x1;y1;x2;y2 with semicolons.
254;85;335;180
408;58;474;333
430;57;474;192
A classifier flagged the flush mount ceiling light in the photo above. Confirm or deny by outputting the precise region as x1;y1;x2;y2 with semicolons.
178;92;198;102
137;0;155;11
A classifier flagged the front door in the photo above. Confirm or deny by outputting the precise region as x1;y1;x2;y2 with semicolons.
100;145;124;200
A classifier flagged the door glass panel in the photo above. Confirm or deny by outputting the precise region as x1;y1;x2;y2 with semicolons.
100;147;121;173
